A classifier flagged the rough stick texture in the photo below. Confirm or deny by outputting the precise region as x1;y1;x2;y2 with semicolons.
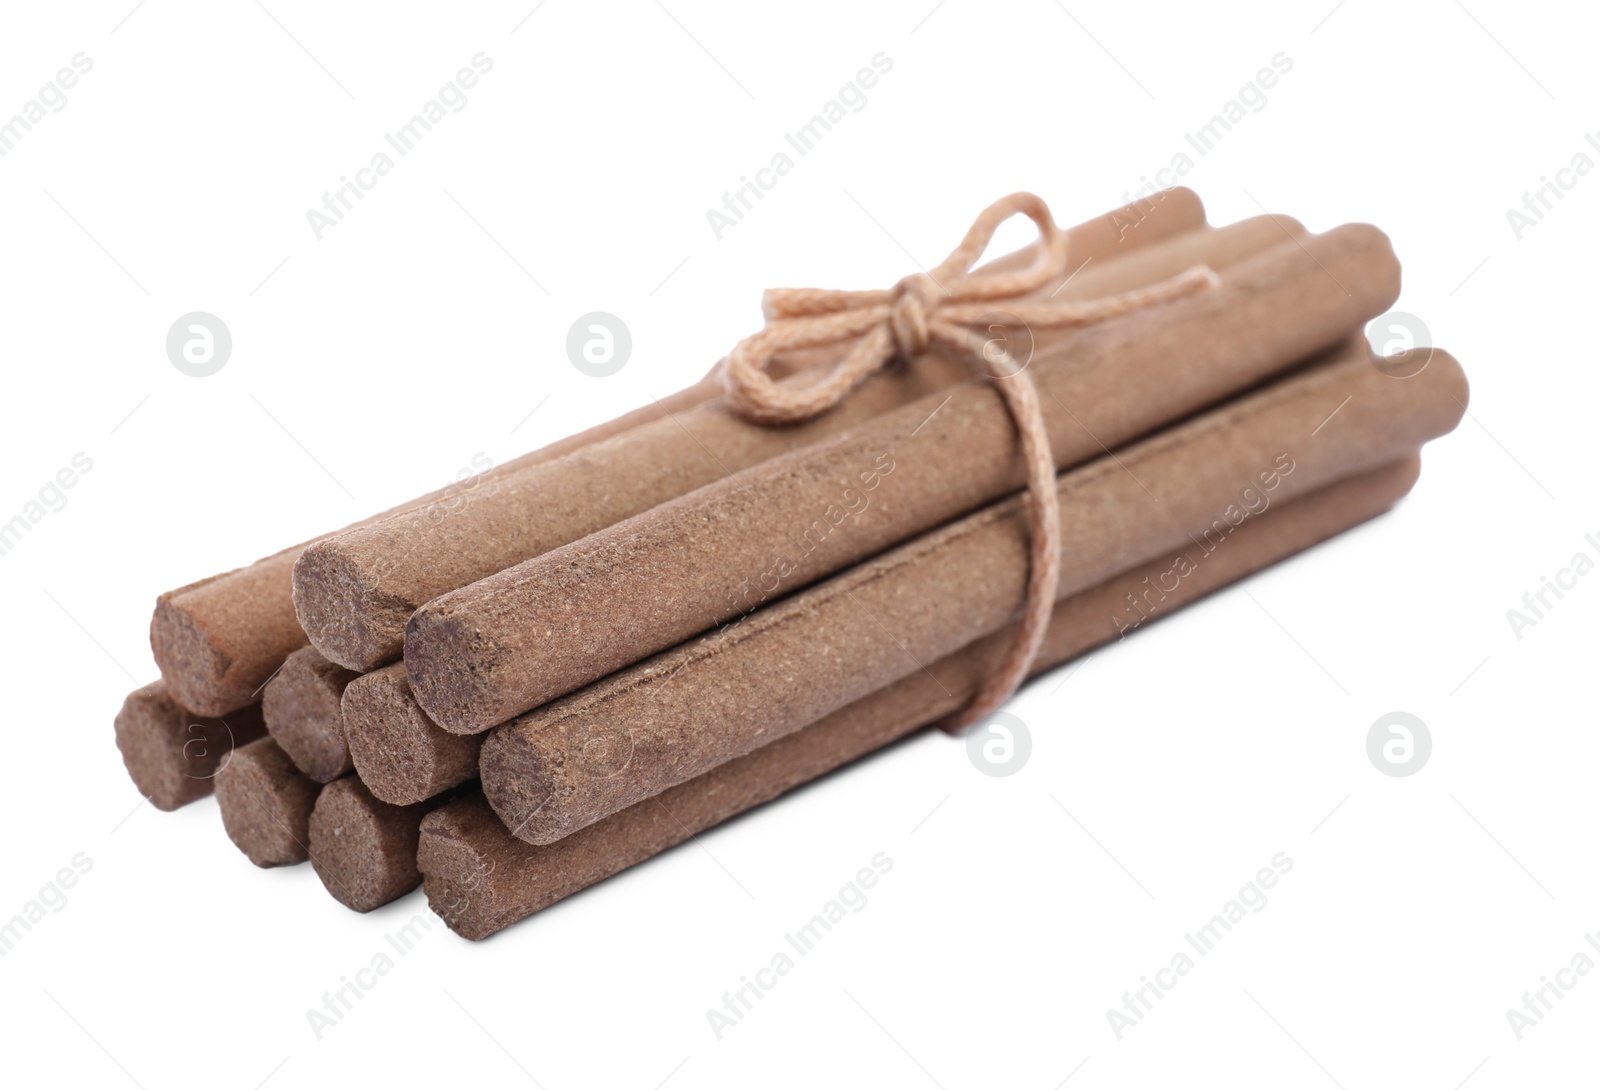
215;737;321;867
113;682;267;811
263;646;359;783
353;220;1257;797
423;455;1423;939
409;215;1353;732
308;778;437;911
344;663;483;806
480;343;1467;845
151;374;728;717
295;194;1211;671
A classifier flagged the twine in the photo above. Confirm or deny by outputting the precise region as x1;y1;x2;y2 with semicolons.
720;192;1219;730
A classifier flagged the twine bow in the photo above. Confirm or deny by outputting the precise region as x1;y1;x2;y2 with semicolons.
720;192;1220;730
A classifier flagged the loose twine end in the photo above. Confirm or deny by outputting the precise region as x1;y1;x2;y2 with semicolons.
719;192;1220;732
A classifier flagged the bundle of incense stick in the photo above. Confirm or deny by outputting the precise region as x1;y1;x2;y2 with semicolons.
111;190;1469;940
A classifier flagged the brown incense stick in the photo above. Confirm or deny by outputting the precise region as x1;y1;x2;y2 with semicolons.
113;682;267;810
421;455;1423;939
308;778;438;911
263;646;359;783
346;213;1279;805
152;374;731;717
294;195;1214;672
343;663;482;806
479;343;1467;845
214;737;320;867
407;218;1378;734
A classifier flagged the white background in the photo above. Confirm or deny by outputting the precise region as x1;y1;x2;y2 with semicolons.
0;0;1594;1086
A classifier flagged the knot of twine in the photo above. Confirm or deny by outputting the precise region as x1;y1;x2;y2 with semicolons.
720;192;1220;731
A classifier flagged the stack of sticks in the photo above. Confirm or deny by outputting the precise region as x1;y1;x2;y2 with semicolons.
114;189;1468;939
